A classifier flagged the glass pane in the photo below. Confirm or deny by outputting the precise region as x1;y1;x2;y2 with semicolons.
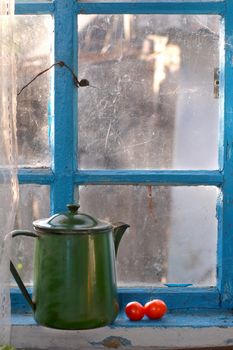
15;16;53;167
11;185;50;285
76;186;218;286
78;15;220;170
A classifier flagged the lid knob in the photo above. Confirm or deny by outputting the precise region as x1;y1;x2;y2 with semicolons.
67;203;80;214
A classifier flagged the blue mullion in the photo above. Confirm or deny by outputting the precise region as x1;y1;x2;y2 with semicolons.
74;14;78;174
75;170;223;186
18;168;54;184
75;1;225;15
51;0;76;214
218;19;225;171
218;0;233;308
15;2;54;15
216;15;225;301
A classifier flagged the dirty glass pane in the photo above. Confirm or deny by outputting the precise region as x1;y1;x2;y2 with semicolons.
76;186;218;286
78;15;220;170
11;185;50;285
15;16;53;167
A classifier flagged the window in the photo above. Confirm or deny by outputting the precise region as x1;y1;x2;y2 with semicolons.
13;0;233;315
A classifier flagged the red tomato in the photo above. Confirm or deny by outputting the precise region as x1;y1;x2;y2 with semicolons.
144;299;167;319
125;301;145;321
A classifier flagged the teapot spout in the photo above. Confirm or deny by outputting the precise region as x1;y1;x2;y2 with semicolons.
112;222;130;257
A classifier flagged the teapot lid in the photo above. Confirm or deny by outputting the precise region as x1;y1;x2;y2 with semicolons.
33;203;112;234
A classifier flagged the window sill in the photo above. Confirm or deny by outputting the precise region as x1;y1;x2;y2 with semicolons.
11;310;233;349
11;309;233;328
11;288;233;348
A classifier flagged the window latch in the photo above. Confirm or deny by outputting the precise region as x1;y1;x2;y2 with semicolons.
214;68;219;99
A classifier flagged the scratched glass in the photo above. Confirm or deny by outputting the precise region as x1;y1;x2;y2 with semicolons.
15;16;53;167
11;185;50;285
78;15;220;170
76;185;218;287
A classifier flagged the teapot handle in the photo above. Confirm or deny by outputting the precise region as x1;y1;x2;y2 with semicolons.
10;230;39;311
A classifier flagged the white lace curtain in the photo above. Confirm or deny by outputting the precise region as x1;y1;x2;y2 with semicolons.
0;0;18;345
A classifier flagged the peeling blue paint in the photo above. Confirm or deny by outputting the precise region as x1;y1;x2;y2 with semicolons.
226;141;233;161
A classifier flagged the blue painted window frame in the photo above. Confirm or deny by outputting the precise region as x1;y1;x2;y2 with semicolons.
14;0;233;312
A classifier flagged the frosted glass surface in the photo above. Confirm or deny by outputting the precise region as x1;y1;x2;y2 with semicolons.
11;185;50;285
15;16;52;167
77;186;218;286
78;15;220;170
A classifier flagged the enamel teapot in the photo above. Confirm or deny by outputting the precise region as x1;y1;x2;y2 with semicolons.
10;203;129;330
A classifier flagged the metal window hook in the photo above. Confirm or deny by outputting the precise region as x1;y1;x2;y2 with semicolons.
17;61;92;97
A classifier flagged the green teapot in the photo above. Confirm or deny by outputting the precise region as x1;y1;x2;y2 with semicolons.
10;203;129;330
